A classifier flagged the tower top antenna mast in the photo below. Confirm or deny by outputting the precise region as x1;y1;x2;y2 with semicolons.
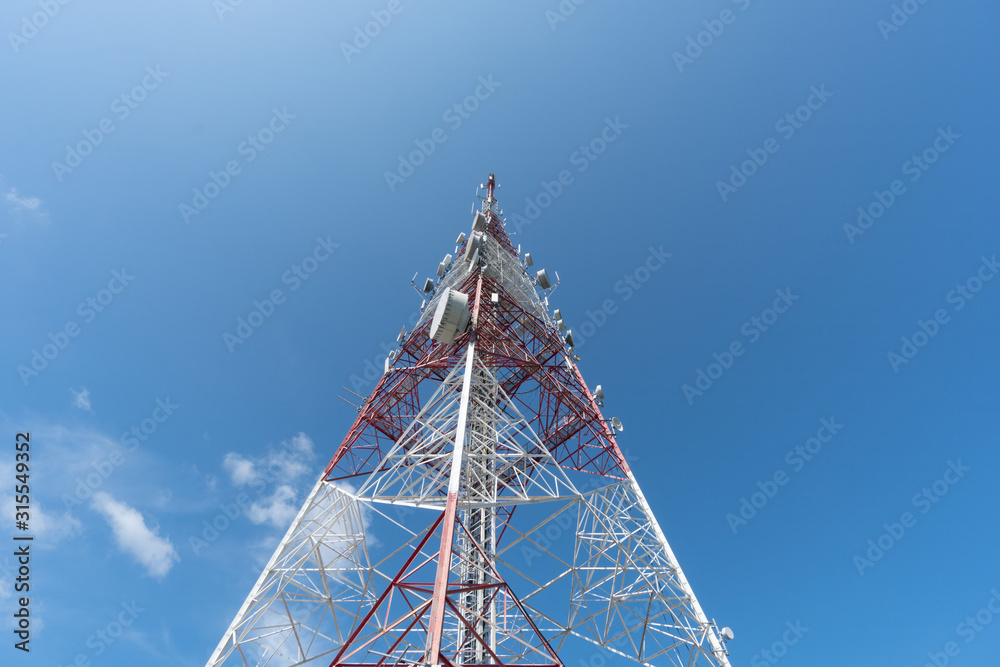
484;172;497;215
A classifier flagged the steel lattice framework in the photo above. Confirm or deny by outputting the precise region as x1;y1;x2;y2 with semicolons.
206;175;732;667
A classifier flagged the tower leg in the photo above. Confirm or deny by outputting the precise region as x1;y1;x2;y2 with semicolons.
425;339;477;665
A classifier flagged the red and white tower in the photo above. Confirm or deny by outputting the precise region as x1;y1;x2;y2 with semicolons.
207;174;733;667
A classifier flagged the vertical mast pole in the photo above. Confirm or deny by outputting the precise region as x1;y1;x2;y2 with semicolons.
426;273;485;666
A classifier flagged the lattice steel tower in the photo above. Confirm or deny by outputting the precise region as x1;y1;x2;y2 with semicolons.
207;174;733;667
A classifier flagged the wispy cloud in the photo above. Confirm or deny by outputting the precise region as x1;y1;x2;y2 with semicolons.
5;187;41;213
71;386;92;411
1;495;81;547
223;432;315;487
0;557;13;601
91;492;179;578
222;452;256;486
222;432;316;528
31;502;83;544
1;177;46;244
1;175;45;221
0;443;82;548
247;484;299;528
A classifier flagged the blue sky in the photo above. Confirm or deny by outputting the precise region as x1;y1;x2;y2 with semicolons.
1;0;999;665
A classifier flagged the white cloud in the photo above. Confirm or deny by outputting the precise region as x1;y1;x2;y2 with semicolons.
0;557;15;600
0;457;82;549
222;453;256;486
0;495;81;547
28;501;83;544
5;187;41;212
246;485;299;528
222;433;316;528
0;176;45;222
26;421;178;512
223;432;315;487
71;386;92;411
91;492;179;579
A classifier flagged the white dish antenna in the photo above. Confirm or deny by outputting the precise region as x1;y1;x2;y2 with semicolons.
536;269;551;289
429;289;471;344
611;417;624;432
462;232;482;263
472;210;487;231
